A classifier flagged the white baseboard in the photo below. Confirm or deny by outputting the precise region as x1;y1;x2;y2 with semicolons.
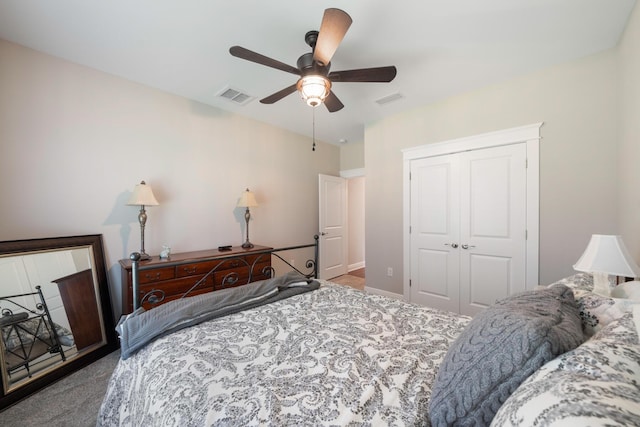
348;262;365;272
364;286;405;301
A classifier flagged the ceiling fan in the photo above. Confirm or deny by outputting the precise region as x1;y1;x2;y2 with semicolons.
229;8;397;112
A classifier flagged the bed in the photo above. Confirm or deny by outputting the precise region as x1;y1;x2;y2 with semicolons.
0;287;74;379
97;242;640;426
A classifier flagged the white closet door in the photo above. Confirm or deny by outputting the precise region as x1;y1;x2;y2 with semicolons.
409;143;527;315
409;154;460;312
458;144;527;316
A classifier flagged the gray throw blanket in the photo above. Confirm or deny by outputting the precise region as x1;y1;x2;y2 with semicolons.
117;271;320;359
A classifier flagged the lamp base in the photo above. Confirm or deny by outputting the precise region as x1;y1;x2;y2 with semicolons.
592;271;611;296
138;252;152;261
241;242;254;249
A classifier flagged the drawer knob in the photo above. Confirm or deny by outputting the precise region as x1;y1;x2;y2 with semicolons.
184;267;197;274
145;272;161;280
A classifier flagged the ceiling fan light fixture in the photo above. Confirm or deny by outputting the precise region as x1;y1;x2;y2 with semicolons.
297;75;331;107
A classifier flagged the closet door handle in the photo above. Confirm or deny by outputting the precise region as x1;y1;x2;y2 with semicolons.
461;244;476;250
445;243;458;249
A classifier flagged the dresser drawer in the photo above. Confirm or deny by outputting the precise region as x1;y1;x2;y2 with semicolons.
213;262;271;289
140;288;212;310
139;266;175;284
244;253;271;265
138;275;215;303
176;260;223;278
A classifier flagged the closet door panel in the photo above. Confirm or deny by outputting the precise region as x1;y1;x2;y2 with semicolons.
409;155;460;312
466;254;511;310
459;144;527;316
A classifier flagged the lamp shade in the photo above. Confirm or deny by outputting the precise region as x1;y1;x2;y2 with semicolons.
127;181;159;206
297;75;331;107
237;188;258;208
573;234;640;277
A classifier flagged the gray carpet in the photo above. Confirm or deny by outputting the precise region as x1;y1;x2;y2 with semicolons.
0;349;120;427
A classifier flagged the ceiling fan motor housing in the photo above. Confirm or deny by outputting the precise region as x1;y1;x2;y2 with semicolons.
297;52;330;76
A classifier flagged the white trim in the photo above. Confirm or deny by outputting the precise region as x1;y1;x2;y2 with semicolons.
348;261;365;271
364;286;404;301
402;123;542;302
340;168;365;178
402;122;543;160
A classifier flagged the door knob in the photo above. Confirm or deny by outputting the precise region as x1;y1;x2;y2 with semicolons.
461;244;476;250
445;243;459;248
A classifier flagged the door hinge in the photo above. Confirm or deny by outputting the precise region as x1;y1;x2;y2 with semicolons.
526;158;528;168
409;279;412;287
525;229;528;240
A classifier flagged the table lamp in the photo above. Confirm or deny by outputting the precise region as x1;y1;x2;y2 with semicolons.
573;234;640;296
237;188;258;248
127;180;159;260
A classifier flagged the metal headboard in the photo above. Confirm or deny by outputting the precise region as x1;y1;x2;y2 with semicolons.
130;235;319;311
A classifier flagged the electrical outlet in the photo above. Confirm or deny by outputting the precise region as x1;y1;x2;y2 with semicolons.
387;267;393;277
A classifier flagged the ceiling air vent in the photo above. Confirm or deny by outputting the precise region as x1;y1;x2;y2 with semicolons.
217;86;254;106
375;92;403;106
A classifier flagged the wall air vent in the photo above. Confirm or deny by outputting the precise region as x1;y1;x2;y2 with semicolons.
217;86;254;106
375;92;403;106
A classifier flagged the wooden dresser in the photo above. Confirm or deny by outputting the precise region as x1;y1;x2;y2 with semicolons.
119;245;272;314
53;269;103;351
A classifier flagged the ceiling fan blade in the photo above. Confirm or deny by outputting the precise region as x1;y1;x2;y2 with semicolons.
324;91;344;112
230;46;300;75
260;84;298;104
313;8;352;66
329;66;397;83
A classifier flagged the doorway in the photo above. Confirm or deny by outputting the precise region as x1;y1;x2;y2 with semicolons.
318;170;365;281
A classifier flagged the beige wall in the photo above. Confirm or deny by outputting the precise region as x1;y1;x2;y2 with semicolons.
347;176;365;270
365;47;622;294
619;4;640;260
0;40;340;317
340;140;364;170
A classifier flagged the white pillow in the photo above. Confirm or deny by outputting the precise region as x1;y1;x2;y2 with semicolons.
491;312;640;427
551;274;640;336
611;281;640;300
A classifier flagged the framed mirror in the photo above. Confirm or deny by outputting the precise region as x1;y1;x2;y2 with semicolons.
0;234;118;410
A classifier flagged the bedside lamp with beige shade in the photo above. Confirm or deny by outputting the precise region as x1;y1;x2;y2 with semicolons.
237;188;258;249
127;180;159;260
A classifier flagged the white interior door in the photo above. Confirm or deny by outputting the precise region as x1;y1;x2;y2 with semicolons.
319;174;348;279
409;154;461;312
458;144;527;316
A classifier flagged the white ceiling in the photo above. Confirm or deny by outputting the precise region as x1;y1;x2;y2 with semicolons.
0;0;635;146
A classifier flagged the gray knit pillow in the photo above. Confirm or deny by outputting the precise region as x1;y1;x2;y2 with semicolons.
428;284;584;426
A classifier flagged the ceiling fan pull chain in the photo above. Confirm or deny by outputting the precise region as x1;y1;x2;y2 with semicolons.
312;107;316;151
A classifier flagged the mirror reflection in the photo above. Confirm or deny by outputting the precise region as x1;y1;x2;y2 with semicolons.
0;246;106;392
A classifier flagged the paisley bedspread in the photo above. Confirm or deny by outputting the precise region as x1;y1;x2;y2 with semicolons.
97;281;469;426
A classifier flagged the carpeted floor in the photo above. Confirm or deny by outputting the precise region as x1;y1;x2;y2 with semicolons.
0;350;120;427
0;269;366;425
